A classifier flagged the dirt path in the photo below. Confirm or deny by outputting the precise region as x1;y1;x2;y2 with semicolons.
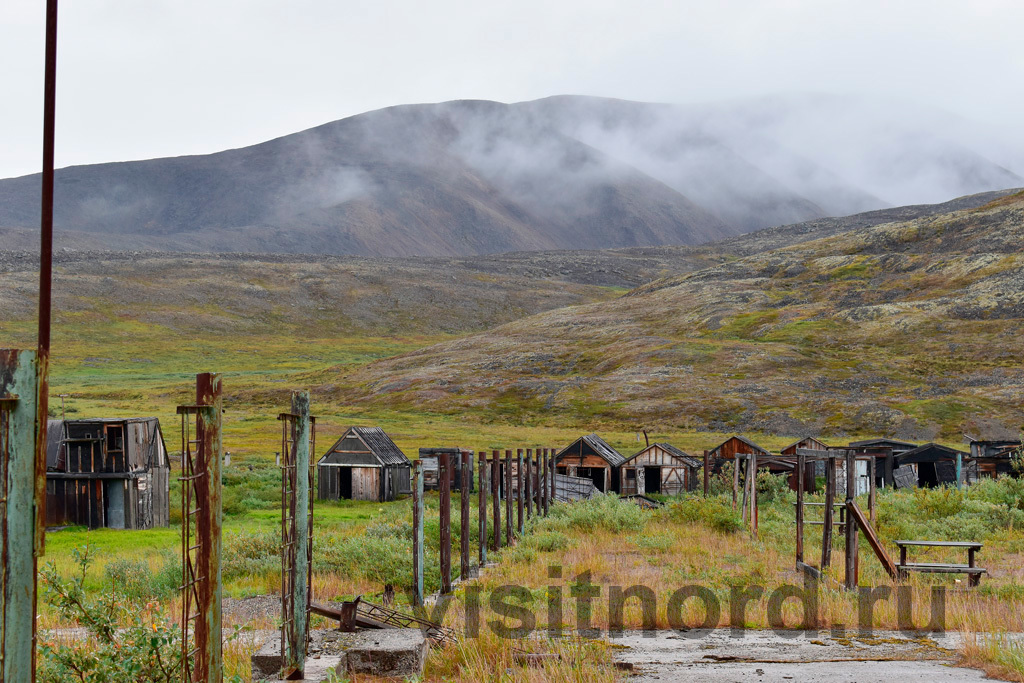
611;630;999;682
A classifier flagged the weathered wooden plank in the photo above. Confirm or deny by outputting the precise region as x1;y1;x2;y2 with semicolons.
845;500;898;580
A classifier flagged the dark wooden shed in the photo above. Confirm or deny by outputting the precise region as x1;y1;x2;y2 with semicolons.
894;443;969;488
317;427;411;502
620;443;701;496
781;437;828;492
553;434;626;493
45;417;170;530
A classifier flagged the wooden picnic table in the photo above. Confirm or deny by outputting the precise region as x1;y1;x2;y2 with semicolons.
894;540;985;586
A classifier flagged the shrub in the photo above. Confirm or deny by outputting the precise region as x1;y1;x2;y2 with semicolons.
663;495;742;534
104;553;180;603
39;545;245;683
524;530;571;552
545;494;647;533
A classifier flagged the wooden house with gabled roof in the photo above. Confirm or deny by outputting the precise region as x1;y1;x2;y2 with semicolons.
709;435;770;461
553;434;626;493
620;443;701;496
894;443;970;488
317;427;412;502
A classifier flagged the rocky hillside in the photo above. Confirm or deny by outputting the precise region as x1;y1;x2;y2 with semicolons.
1;95;1020;257
325;191;1024;439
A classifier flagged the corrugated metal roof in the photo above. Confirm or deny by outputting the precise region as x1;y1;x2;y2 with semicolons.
321;427;409;467
624;443;702;468
582;434;626;466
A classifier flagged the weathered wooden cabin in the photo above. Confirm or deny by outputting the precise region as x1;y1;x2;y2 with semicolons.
620;443;701;496
45;417;170;530
554;434;626;493
893;443;969;488
847;438;916;488
968;439;1021;479
419;447;474;492
317;427;411;502
709;435;771;461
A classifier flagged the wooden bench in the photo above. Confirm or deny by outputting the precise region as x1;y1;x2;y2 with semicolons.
895;540;986;587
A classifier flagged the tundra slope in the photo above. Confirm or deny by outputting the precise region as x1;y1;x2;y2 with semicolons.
325;191;1024;439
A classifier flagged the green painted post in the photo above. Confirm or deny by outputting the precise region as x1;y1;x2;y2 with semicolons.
285;391;311;676
956;453;963;489
1;349;40;683
195;373;222;683
412;460;424;606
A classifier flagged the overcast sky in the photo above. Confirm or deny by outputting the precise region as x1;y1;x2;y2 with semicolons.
3;0;1023;180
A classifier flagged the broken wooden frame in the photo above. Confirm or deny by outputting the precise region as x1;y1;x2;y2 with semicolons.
793;448;885;590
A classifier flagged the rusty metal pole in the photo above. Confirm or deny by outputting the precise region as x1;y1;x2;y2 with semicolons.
280;391;311;678
2;350;40;682
516;449;524;536
460;452;471;581
439;451;452;594
35;0;59;569
504;450;512;546
412;460;424;606
490;451;500;552
186;373;223;683
478;450;487;566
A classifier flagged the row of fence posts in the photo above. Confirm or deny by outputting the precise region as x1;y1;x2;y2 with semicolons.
410;448;557;606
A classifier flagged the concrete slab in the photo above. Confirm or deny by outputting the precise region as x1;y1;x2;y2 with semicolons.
345;628;428;678
610;630;994;682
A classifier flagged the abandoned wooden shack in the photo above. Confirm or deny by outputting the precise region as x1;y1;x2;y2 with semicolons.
553;434;626;493
968;439;1021;479
317;427;412;502
847;438;916;488
893;443;970;488
419;447;473;491
709;435;771;461
620;443;701;496
45;417;171;530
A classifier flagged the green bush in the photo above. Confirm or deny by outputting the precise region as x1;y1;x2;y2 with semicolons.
544;494;647;533
663;495;742;534
104;553;180;603
524;530;571;552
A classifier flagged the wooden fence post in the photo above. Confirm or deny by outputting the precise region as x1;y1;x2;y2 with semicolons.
412;460;424;606
516;449;524;536
439;451;452;594
796;450;805;565
505;450;513;545
460;452;471;581
821;454;835;570
478;451;487;566
542;449;549;515
869;456;877;525
703;450;710;497
750;452;758;539
525;449;533;521
732;457;740;509
845;449;859;590
491;451;500;552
